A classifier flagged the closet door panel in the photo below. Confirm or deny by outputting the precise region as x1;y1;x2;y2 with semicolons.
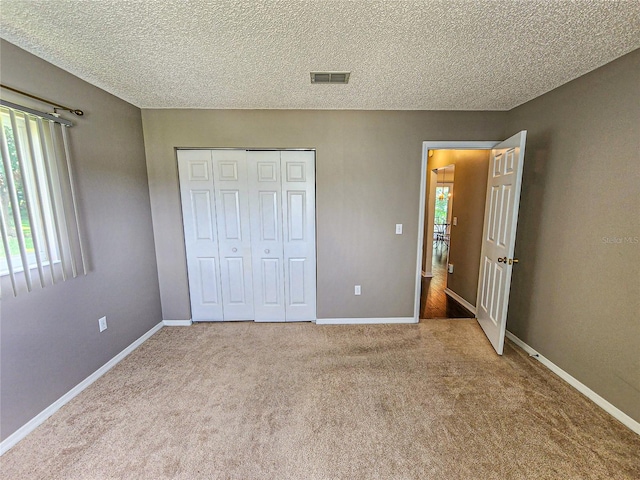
248;151;286;321
281;151;316;321
212;150;254;320
177;150;224;321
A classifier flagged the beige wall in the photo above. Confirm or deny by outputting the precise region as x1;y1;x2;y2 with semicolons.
428;150;489;306
141;110;505;320
0;40;162;440
505;49;640;422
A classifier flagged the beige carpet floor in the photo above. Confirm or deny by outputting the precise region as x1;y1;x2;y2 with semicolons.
1;320;639;479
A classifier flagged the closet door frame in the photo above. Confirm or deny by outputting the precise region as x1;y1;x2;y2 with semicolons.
178;148;317;323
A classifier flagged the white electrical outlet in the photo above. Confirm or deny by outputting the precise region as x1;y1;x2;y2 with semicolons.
354;285;361;295
99;316;107;332
395;224;403;235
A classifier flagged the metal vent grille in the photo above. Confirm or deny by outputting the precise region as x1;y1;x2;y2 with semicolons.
310;71;350;84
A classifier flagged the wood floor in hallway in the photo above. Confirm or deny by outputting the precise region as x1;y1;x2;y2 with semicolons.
420;245;474;319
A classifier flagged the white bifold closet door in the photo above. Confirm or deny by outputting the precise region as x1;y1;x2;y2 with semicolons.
279;150;316;321
178;149;315;322
247;151;286;321
177;150;224;321
211;150;254;320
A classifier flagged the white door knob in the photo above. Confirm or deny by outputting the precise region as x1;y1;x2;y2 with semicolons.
265;249;270;254
232;247;237;253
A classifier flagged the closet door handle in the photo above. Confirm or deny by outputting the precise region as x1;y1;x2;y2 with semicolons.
232;247;238;253
265;249;270;254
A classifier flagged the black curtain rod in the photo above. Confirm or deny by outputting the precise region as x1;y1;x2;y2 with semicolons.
0;83;84;116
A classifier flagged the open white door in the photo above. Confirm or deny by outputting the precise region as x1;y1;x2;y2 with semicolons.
476;131;527;354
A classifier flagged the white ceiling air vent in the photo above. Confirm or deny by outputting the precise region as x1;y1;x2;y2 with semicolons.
310;72;350;84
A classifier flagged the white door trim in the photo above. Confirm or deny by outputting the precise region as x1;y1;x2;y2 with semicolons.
415;141;499;322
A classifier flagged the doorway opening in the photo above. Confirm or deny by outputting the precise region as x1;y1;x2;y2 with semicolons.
414;143;496;321
414;133;527;355
420;163;473;318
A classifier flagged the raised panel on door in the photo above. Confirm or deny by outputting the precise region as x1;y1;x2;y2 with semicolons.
287;191;306;241
212;150;254;321
248;151;286;321
287;258;307;305
177;150;224;321
198;257;220;304
281;150;316;321
225;256;249;303
191;191;214;241
261;258;282;304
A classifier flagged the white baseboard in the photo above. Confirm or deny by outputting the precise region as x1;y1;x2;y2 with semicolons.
506;331;640;435
163;319;193;327
316;317;417;325
444;288;476;316
0;321;164;455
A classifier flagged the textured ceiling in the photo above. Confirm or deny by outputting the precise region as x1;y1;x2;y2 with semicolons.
1;1;639;110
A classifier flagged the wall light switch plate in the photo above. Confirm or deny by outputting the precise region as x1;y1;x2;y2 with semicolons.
354;285;361;295
395;224;403;234
448;264;454;274
453;217;458;226
99;316;107;332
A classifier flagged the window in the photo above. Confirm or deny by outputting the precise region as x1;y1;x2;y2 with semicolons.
0;104;86;296
434;185;452;224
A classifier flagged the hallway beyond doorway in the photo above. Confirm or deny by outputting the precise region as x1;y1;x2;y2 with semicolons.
420;246;474;319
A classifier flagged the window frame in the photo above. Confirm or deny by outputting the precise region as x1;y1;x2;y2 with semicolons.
0;102;86;296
